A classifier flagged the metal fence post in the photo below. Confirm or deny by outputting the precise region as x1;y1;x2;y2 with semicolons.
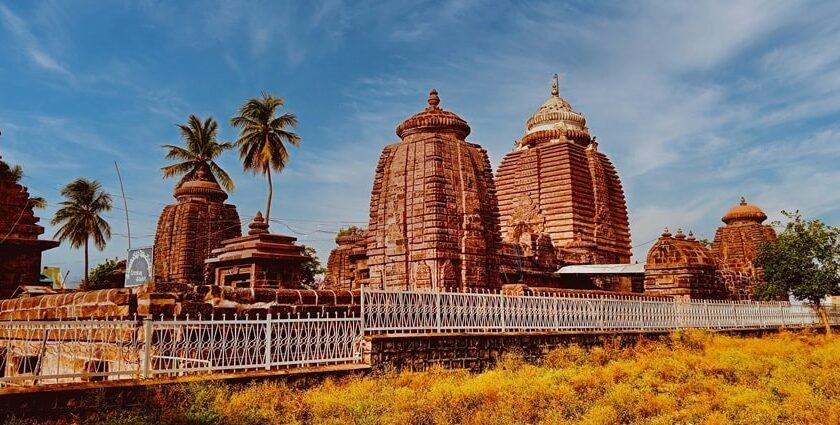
435;291;442;332
142;317;152;379
360;284;365;333
500;292;507;332
264;313;272;370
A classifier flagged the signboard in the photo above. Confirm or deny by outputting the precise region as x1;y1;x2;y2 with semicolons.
42;266;64;288
125;247;154;287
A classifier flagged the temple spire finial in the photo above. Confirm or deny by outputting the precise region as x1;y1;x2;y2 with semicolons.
428;89;440;108
551;73;559;96
739;196;746;205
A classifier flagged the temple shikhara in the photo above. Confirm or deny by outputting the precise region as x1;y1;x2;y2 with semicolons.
366;89;501;291
496;75;631;266
0;157;59;300
0;75;780;321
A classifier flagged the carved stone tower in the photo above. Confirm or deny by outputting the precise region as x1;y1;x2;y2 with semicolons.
366;90;502;290
0;157;59;299
153;164;241;284
496;76;631;265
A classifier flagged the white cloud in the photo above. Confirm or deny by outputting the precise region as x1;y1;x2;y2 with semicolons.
0;4;72;77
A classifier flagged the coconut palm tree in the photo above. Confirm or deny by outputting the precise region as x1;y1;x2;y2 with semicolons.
161;115;235;191
231;94;300;222
51;178;112;286
10;164;47;209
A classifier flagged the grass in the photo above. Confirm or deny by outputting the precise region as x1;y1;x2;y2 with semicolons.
7;330;840;425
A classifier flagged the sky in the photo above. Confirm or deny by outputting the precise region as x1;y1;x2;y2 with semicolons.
2;0;840;285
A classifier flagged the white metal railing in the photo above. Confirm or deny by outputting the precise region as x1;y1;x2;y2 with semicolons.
361;288;839;334
0;314;363;387
2;288;839;387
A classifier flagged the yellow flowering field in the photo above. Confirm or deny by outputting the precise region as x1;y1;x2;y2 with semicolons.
8;330;840;425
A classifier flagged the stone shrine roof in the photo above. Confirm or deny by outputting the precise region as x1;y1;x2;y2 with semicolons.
526;90;586;133
721;197;767;225
520;75;591;147
173;164;228;202
395;89;471;139
646;228;715;268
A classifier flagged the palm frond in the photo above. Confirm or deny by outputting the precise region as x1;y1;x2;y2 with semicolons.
161;162;196;179
28;196;47;209
52;178;111;251
161;145;198;162
209;161;235;191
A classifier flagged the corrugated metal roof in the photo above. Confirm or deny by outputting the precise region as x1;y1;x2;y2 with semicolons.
555;263;645;275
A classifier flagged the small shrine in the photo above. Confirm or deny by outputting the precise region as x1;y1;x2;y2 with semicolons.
711;197;777;300
324;229;369;290
153;164;241;284
204;212;308;289
644;228;726;299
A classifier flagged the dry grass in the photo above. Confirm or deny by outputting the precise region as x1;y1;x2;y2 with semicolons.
9;330;840;425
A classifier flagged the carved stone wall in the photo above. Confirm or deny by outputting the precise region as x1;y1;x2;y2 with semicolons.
366;90;502;291
153;165;241;285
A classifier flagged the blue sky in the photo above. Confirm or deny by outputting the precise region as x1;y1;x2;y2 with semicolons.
2;0;840;285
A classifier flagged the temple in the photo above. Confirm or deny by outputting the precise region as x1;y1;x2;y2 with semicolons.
712;197;776;300
0;76;789;322
324;227;368;290
153;164;241;284
496;75;631;268
204;212;308;289
0;156;59;299
644;228;724;299
365;89;502;290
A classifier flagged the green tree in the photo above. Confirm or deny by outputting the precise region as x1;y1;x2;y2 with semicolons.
51;178;113;287
161;115;235;191
756;210;840;332
300;245;325;289
9;164;47;209
231;94;300;222
337;225;363;237
85;258;125;290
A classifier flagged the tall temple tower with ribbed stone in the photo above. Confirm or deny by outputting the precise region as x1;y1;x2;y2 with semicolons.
496;75;632;266
365;89;502;291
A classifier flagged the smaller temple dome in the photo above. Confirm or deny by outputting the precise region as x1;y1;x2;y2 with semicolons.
396;89;471;139
520;74;591;148
722;197;767;225
173;164;228;202
646;228;715;268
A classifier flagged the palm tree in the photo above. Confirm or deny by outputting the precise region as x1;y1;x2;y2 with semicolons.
10;164;47;209
161;115;235;191
51;178;112;286
231;94;300;222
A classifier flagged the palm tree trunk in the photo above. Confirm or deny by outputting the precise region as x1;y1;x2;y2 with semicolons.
265;168;273;223
84;238;89;289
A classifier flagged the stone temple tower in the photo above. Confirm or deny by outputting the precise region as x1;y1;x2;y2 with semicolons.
154;164;241;284
366;89;502;290
496;76;631;265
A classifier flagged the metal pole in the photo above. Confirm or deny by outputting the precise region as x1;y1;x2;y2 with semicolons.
114;161;131;249
142;317;152;379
